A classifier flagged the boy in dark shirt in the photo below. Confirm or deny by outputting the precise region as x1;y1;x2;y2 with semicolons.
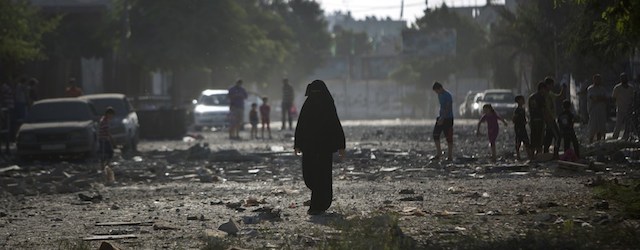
249;103;259;139
558;100;580;158
528;81;548;157
513;95;532;160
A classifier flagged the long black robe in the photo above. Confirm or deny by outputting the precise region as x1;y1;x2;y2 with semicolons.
294;80;345;212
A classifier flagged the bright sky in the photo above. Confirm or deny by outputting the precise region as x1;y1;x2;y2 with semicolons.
318;0;502;24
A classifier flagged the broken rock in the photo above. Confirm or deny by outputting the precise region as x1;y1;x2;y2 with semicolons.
399;195;423;201
98;241;120;250
218;218;240;235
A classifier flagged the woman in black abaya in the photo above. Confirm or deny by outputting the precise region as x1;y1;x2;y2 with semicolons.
294;80;346;215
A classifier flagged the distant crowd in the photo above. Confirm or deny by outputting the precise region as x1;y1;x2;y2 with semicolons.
225;78;296;140
0;77;84;148
432;73;636;162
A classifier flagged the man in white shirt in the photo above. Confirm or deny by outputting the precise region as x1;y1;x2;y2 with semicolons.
612;73;633;140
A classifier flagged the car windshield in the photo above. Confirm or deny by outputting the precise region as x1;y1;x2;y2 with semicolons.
200;94;229;106
27;102;95;123
483;93;514;103
90;98;128;116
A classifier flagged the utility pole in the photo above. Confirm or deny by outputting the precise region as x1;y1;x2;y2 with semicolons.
400;0;404;19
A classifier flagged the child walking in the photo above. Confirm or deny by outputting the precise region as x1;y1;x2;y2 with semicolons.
99;107;115;166
249;103;259;139
557;100;580;159
477;104;508;162
513;95;532;160
260;97;272;139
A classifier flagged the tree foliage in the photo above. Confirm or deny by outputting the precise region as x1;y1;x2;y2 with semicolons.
0;0;58;78
126;0;329;87
333;27;372;57
393;5;486;87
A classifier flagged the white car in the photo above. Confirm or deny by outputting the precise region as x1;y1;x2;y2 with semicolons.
193;89;231;130
475;89;517;118
192;89;263;131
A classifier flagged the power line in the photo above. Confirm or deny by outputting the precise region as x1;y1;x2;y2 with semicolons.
322;0;424;10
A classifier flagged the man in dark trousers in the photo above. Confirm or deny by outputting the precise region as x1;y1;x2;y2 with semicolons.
542;77;564;158
528;81;548;157
281;78;294;130
431;81;454;161
228;79;248;139
294;80;345;216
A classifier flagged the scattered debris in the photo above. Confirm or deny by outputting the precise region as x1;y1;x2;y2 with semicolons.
98;241;121;250
83;235;137;241
218;218;240;235
399;189;415;194
95;221;151;226
153;222;178;230
399;195;423;201
78;193;103;203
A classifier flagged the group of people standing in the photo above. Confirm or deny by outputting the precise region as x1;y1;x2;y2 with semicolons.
0;77;41;153
226;78;297;140
432;73;636;163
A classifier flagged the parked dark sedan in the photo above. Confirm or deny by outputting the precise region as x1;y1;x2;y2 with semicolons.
16;98;98;158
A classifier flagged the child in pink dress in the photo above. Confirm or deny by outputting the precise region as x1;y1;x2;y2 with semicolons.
477;104;508;162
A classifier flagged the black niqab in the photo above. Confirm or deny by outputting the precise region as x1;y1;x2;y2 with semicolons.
294;80;345;153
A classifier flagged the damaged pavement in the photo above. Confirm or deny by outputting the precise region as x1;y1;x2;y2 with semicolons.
0;120;639;249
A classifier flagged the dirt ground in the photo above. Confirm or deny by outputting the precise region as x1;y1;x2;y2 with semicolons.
1;119;639;249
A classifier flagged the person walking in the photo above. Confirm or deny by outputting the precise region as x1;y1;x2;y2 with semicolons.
612;73;633;140
99;107;115;166
431;82;454;161
528;81;548;157
513;95;532;160
281;78;295;130
476;104;508;162
228;79;248;139
587;74;608;143
542;77;564;157
294;80;345;216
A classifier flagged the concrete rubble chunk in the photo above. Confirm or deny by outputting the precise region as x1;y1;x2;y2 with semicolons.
218;218;240;235
399;195;423;201
98;241;120;250
78;193;102;202
399;189;415;194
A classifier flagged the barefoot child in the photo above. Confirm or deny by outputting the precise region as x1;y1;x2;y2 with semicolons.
557;100;580;159
99;107;115;167
513;95;532;160
249;103;259;139
477;104;508;162
260;97;272;139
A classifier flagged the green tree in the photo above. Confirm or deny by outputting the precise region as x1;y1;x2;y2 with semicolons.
272;0;332;85
490;1;581;89
333;27;373;57
0;0;58;79
396;4;486;86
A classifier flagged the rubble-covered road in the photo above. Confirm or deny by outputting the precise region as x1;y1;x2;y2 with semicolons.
1;119;639;249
